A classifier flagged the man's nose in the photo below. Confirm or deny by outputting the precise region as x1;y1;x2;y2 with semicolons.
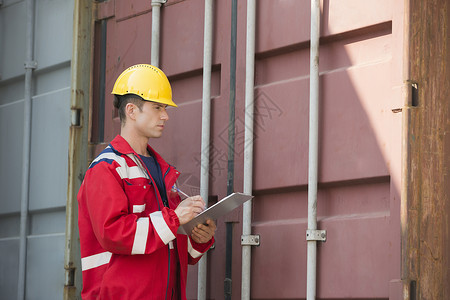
161;109;169;120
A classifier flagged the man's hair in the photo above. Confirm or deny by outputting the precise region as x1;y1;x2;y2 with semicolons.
113;94;145;125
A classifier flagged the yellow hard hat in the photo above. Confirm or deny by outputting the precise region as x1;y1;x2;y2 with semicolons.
112;64;177;107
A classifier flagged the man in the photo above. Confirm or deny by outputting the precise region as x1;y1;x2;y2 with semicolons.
77;64;216;299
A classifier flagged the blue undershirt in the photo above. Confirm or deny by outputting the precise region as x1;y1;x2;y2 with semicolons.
139;154;169;207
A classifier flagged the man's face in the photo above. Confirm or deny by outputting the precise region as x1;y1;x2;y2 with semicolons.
133;101;169;139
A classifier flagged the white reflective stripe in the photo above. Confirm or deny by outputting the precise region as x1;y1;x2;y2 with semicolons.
92;150;126;167
126;154;149;179
133;204;146;213
81;251;112;271
187;238;203;259
116;165;147;180
131;217;150;255
150;211;175;245
91;149;148;180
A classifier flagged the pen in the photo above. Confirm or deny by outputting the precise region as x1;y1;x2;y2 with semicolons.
173;186;190;198
173;186;207;211
173;186;206;210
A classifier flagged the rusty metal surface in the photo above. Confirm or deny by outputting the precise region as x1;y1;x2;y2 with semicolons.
64;1;93;299
403;0;450;299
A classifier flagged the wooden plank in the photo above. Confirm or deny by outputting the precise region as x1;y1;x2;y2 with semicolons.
405;0;450;298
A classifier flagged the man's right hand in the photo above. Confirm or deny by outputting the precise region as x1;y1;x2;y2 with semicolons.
174;195;205;225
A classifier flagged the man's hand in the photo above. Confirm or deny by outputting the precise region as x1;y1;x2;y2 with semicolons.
174;195;205;225
190;219;216;244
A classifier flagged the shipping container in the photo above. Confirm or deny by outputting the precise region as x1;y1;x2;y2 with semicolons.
0;0;448;299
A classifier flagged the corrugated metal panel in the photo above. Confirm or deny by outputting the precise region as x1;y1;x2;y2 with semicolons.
0;0;444;299
247;10;401;297
0;2;27;298
0;0;74;299
0;0;27;81
87;0;440;299
93;0;398;298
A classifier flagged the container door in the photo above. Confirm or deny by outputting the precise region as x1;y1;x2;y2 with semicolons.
0;0;74;299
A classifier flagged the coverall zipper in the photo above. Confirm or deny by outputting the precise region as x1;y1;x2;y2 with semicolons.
135;154;174;300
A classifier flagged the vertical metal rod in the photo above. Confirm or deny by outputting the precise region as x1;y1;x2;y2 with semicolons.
225;1;237;298
198;0;213;299
242;0;256;299
18;0;35;299
306;0;320;299
224;222;233;299
151;0;162;67
227;0;237;196
98;20;107;143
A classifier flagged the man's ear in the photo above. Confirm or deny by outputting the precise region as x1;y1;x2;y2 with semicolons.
125;103;136;121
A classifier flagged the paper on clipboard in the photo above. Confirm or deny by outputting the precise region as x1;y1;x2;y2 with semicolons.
177;192;254;235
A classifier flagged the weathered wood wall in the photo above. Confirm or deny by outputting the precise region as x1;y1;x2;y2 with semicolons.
403;0;450;299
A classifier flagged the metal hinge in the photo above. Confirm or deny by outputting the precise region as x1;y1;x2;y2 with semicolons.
241;234;260;246
306;229;327;242
24;61;38;70
71;108;81;127
151;0;167;5
64;265;75;287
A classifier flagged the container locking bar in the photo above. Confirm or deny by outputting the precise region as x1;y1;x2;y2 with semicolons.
241;234;260;246
306;229;327;242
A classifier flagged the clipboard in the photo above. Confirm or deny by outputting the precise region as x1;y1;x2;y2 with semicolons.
177;192;254;235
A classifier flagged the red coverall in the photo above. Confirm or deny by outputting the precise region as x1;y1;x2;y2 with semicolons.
78;135;214;299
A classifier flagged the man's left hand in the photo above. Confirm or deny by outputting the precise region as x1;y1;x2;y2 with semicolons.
190;219;216;244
